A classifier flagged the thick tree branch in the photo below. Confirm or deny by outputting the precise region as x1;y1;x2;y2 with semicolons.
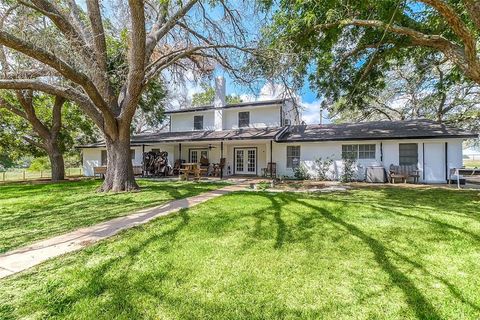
419;0;479;69
51;95;65;138
0;79;103;127
0;96;27;119
0;30;115;127
464;0;480;30
145;0;198;60
119;0;147;124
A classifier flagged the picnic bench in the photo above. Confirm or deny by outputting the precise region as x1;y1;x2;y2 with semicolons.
94;166;143;178
179;163;207;181
388;164;420;183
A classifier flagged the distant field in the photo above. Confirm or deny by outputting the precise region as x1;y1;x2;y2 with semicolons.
464;159;480;168
0;167;83;182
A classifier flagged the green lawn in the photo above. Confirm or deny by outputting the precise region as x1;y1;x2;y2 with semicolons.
1;186;479;319
0;179;227;254
464;159;480;168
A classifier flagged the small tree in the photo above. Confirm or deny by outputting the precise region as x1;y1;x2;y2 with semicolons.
294;163;310;180
341;155;357;183
314;157;333;181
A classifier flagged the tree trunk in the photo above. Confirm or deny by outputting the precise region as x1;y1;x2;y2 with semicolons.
46;141;65;181
100;131;139;192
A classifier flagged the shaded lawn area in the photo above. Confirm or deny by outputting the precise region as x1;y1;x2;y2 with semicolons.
0;179;228;254
1;187;479;319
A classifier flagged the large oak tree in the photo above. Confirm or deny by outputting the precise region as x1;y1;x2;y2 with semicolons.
0;0;253;191
260;0;480;116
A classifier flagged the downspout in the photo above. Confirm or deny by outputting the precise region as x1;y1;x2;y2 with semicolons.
270;140;273;178
422;143;425;182
380;142;383;162
445;142;448;182
142;144;145;177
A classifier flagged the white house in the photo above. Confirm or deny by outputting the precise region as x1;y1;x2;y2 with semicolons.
80;77;477;183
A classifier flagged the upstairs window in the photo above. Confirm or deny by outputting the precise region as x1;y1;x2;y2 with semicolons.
286;146;301;168
399;143;418;165
342;144;376;159
238;111;250;128
193;115;204;130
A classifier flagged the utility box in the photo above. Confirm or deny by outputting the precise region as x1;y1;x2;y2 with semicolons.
366;165;387;183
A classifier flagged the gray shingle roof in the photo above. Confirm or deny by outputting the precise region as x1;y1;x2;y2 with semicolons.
77;119;477;148
79;127;284;148
276;119;477;142
164;99;286;114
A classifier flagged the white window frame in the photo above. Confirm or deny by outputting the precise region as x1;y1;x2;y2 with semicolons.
342;144;376;160
286;146;301;169
193;115;204;130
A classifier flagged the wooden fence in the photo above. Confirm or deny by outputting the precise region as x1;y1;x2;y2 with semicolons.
0;168;83;182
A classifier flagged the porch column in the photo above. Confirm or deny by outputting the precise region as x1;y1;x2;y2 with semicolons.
178;143;182;178
270;140;273;178
220;141;224;179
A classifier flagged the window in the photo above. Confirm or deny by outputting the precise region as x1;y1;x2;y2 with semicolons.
190;149;208;163
194;115;203;130
101;150;107;166
399;143;418;165
238;111;250;128
283;118;291;126
286;146;301;168
342;144;376;159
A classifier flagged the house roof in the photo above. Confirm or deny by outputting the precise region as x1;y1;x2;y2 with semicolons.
276;119;478;142
164;98;286;115
77;119;477;148
78;127;284;148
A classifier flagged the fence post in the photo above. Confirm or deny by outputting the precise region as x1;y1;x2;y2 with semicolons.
41;170;43;178
23;170;26;181
2;172;4;182
68;168;71;176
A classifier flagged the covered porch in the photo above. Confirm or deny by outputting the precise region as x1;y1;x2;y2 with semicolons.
139;139;276;178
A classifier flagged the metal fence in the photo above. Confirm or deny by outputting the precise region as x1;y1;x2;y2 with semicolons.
0;168;83;182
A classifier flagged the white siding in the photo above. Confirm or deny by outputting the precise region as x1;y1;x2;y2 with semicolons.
170;111;215;132
221;106;281;129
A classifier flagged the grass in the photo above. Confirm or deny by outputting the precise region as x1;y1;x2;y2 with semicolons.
0;179;227;253
1;186;479;319
0;168;83;182
464;159;480;168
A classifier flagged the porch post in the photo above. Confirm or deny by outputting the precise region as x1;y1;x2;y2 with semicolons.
179;143;182;178
142;144;145;177
220;141;224;179
270;140;273;178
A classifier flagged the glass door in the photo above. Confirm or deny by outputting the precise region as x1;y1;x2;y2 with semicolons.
235;148;256;175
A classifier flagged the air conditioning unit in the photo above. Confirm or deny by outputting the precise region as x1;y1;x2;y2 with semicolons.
283;119;291;125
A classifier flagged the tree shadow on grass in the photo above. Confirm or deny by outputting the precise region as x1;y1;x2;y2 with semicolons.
289;197;443;319
30;209;191;319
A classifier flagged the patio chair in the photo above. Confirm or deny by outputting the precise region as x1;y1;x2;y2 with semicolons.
212;158;226;177
261;162;277;178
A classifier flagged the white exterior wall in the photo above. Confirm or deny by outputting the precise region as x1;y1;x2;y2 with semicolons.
82;138;464;182
273;138;464;183
281;100;300;125
222;106;281;129
170;111;215;132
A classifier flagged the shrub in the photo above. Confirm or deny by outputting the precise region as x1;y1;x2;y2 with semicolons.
314;157;333;180
294;163;311;180
340;155;357;182
28;157;51;172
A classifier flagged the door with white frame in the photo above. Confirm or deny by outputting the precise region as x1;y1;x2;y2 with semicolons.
424;142;446;183
189;149;208;163
234;148;257;175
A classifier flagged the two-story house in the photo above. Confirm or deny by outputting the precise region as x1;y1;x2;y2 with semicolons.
80;77;476;183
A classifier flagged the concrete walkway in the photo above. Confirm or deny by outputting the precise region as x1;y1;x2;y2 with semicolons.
0;182;248;279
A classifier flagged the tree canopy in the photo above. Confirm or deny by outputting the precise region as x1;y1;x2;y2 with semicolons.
260;0;480;114
191;83;242;106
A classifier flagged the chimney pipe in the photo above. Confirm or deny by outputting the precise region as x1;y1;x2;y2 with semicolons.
214;76;226;130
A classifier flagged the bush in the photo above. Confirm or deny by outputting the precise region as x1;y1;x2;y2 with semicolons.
340;155;357;182
28;157;51;171
314;157;333;180
294;163;310;180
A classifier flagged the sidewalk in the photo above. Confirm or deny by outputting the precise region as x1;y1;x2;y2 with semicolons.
0;182;248;279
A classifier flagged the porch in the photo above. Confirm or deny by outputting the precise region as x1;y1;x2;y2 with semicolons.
138;139;276;178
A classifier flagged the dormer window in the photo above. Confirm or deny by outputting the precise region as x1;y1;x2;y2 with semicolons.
238;111;250;128
194;115;204;130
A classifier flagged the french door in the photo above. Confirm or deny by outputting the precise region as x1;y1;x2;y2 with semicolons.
189;149;208;163
235;148;256;175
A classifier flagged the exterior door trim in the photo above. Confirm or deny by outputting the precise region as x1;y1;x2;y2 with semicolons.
233;147;257;175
